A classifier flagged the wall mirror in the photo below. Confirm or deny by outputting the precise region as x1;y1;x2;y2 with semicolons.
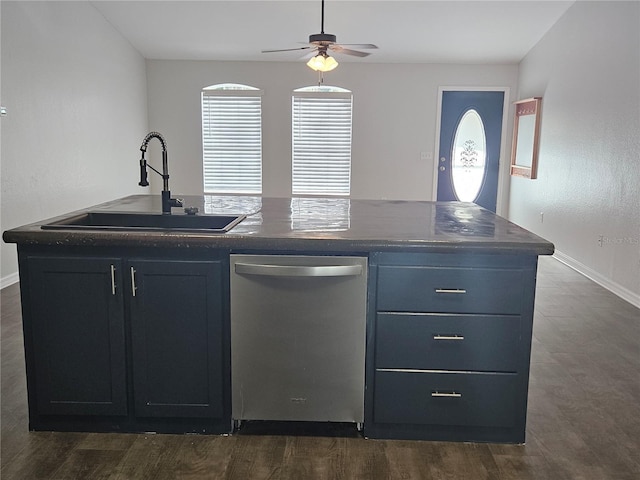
510;97;542;179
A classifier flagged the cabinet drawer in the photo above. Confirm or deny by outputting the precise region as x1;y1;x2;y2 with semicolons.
377;266;524;314
373;370;518;428
376;313;520;371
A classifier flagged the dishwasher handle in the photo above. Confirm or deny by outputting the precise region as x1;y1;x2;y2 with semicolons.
234;262;363;278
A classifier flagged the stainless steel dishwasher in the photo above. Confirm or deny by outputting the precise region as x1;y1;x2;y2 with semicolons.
230;254;367;426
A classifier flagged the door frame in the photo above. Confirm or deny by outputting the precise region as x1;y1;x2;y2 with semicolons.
432;86;511;216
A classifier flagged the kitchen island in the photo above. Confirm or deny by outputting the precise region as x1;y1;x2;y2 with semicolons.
3;195;554;443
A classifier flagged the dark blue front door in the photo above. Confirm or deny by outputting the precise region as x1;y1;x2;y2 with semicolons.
437;91;504;213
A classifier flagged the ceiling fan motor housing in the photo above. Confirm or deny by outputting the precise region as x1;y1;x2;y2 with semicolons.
309;33;337;45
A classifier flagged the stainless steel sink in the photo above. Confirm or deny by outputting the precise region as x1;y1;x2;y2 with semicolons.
42;211;246;233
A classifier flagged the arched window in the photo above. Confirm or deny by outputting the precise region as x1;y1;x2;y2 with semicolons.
201;83;262;194
292;86;353;196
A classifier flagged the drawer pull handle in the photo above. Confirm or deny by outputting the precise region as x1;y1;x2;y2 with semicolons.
433;335;464;341
432;391;462;398
130;267;137;297
110;264;117;295
435;288;467;294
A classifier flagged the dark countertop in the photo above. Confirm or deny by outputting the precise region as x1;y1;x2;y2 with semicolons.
2;195;555;255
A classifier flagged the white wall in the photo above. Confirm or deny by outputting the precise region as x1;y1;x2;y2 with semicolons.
1;1;148;286
509;1;640;306
146;60;518;201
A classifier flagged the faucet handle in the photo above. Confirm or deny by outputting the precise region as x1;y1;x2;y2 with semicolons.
184;206;199;215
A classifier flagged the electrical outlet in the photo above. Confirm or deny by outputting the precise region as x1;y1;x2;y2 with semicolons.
540;212;544;223
598;235;604;247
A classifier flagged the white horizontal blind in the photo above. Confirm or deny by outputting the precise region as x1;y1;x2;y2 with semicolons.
292;89;353;196
202;86;262;194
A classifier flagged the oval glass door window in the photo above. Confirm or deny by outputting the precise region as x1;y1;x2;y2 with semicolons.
451;109;487;202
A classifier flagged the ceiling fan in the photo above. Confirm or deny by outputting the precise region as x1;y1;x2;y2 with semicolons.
261;0;378;72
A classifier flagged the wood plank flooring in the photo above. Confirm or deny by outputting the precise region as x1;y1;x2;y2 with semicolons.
2;256;639;479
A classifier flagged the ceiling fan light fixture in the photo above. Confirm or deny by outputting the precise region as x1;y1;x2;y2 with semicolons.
307;53;339;72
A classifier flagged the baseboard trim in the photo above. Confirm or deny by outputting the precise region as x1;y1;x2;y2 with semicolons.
1;272;20;290
553;251;640;309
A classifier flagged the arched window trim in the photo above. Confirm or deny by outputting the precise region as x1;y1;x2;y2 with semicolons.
294;85;351;94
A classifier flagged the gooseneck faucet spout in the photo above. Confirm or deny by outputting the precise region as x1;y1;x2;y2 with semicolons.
138;132;183;214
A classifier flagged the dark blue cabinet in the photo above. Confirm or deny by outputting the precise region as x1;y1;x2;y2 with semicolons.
25;256;127;417
129;259;225;419
19;248;230;434
365;252;538;443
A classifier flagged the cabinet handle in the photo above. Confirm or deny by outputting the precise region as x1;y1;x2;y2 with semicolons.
434;288;467;294
110;265;116;295
433;334;464;341
130;267;137;297
432;391;462;398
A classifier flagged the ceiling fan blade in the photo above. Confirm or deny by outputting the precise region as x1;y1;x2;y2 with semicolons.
335;43;378;50
262;46;313;54
329;46;370;57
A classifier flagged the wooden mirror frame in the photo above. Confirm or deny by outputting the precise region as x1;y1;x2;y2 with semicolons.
510;97;542;179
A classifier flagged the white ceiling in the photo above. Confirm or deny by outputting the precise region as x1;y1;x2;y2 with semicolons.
90;0;574;64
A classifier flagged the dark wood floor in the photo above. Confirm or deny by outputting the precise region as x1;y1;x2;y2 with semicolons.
2;257;639;479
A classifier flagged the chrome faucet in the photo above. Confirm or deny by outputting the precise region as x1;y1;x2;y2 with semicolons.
138;132;183;214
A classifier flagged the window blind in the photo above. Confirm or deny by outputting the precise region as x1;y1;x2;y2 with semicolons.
292;90;353;196
202;88;262;194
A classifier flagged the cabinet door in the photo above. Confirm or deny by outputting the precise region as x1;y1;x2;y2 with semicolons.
27;256;127;416
128;260;225;418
